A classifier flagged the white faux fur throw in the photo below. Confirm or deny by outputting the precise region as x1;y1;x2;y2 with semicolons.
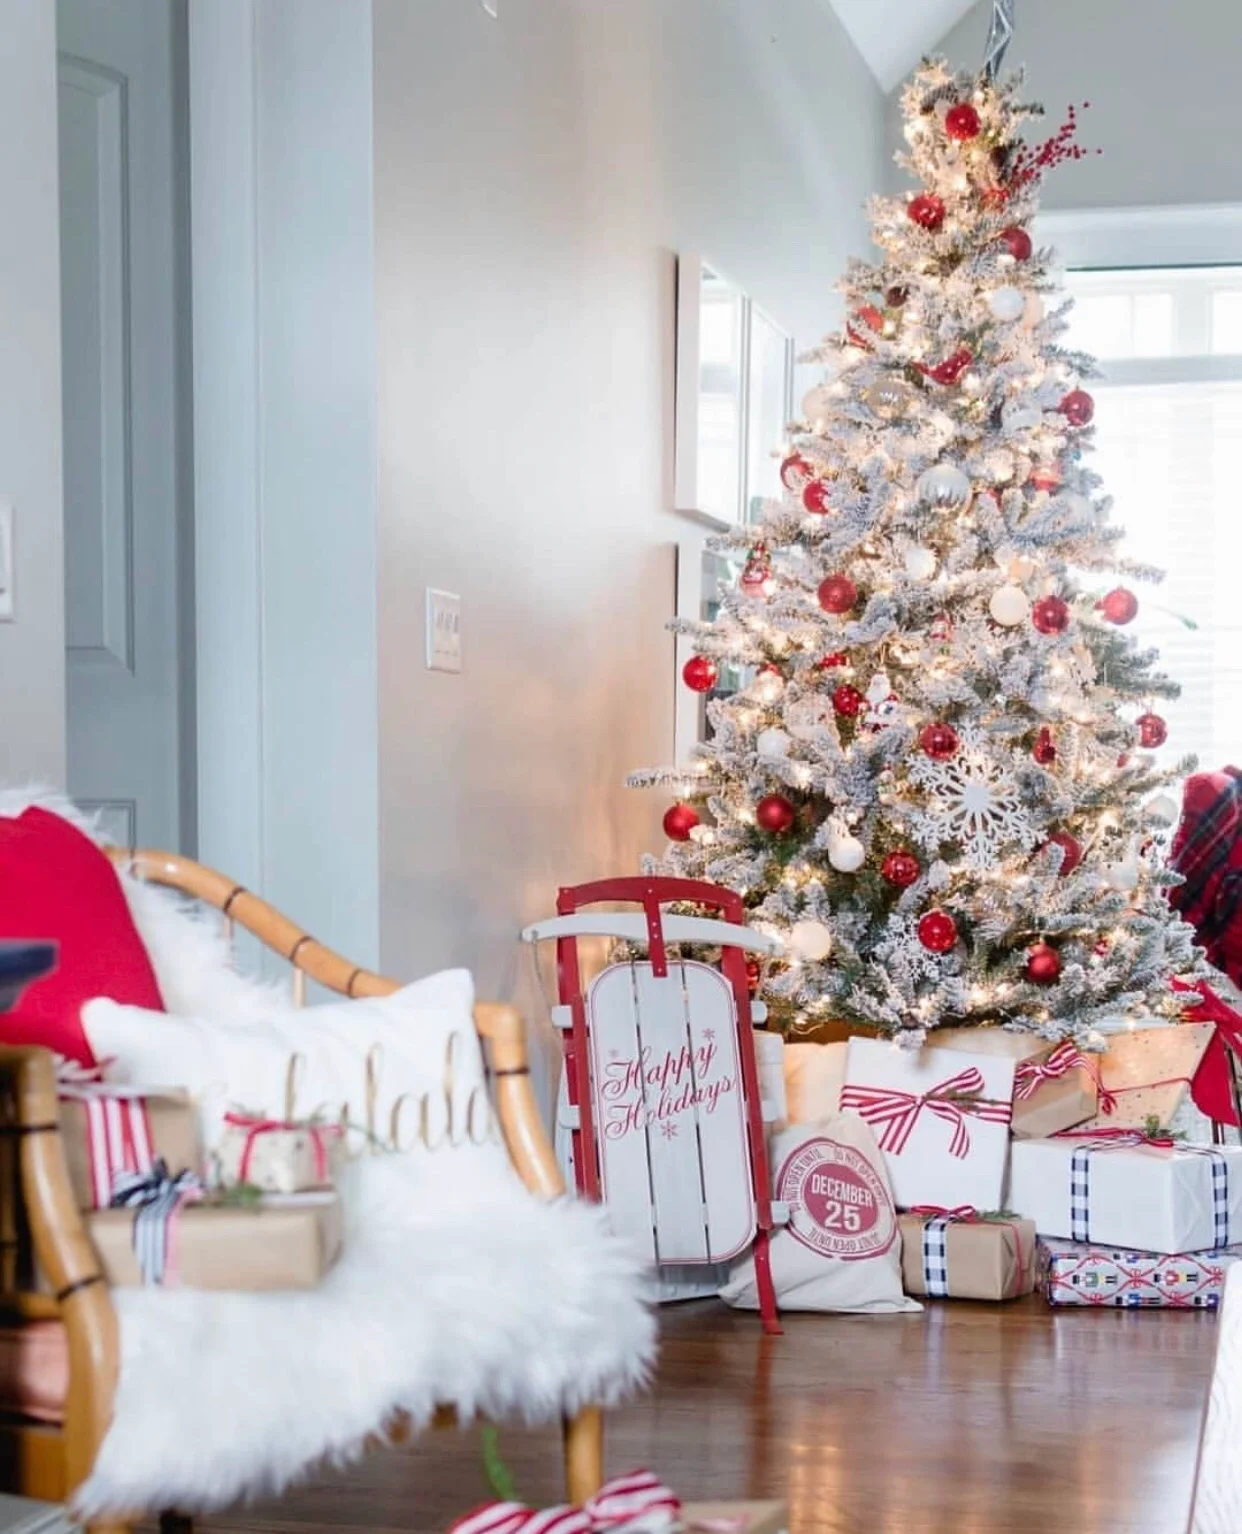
0;788;656;1516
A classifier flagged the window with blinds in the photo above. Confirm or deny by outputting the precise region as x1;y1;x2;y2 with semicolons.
1062;266;1242;777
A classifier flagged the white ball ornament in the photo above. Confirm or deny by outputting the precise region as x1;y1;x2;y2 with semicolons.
756;727;791;758
789;919;833;962
827;828;867;874
904;544;937;581
987;286;1026;323
801;384;836;426
1145;794;1179;826
917;463;973;510
1105;857;1140;892
989;585;1031;626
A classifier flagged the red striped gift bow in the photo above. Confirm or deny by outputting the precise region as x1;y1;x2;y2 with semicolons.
907;1203;1034;1291
222;1111;342;1185
839;1064;1012;1159
56;1059;157;1210
1013;1042;1117;1114
449;1471;686;1534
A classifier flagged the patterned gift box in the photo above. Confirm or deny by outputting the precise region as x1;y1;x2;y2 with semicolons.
840;1037;1014;1210
215;1111;344;1193
1077;1024;1215;1132
935;1027;1098;1139
1039;1237;1242;1308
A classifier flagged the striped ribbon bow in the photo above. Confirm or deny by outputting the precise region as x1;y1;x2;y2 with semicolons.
840;1065;1012;1159
1014;1042;1117;1114
57;1060;158;1210
222;1111;342;1185
908;1204;1032;1297
450;1471;682;1534
110;1159;204;1286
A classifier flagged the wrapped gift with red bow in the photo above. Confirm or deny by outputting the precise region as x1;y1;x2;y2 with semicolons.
899;1206;1037;1301
839;1038;1014;1210
216;1110;345;1194
1075;1023;1215;1133
449;1471;787;1534
935;1027;1099;1139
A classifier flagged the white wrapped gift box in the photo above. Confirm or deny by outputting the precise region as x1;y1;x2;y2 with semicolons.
1008;1137;1242;1255
840;1037;1015;1211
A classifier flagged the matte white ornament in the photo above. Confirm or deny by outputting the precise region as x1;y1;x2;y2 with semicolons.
987;286;1026;322
989;584;1030;626
917;463;972;510
801;384;836;425
756;727;791;758
1105;858;1140;892
1023;292;1045;328
828;835;866;874
1002;400;1041;433
788;919;833;962
904;544;937;580
1145;794;1179;826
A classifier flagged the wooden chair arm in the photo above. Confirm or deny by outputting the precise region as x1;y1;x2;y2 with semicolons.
475;1004;564;1199
0;1046;117;1497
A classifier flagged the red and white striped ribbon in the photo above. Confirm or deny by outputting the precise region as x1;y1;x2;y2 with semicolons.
840;1064;1012;1159
57;1070;157;1210
449;1471;681;1534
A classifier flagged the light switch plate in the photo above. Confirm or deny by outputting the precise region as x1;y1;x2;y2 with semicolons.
0;500;13;621
425;588;462;673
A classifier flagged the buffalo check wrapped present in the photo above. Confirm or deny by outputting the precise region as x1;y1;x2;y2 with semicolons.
840;1038;1014;1210
1039;1237;1242;1308
215;1110;344;1194
899;1207;1037;1301
1008;1133;1242;1255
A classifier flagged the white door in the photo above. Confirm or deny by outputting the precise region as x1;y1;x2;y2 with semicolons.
57;0;192;851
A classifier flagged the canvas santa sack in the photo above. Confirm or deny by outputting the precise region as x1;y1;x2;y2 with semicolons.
720;1113;920;1314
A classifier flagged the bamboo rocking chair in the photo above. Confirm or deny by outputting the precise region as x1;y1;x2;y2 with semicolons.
0;848;605;1533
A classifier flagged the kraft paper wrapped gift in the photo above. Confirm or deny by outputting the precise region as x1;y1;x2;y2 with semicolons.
782;1041;846;1125
1077;1023;1214;1131
86;1190;342;1290
1008;1137;1242;1255
840;1037;1014;1210
215;1112;345;1193
56;1086;201;1211
935;1027;1097;1139
1039;1236;1242;1308
899;1210;1038;1301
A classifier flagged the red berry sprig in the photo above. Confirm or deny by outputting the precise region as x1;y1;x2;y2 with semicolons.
1008;103;1101;190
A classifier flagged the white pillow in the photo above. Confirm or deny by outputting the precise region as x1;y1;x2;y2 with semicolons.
83;968;499;1160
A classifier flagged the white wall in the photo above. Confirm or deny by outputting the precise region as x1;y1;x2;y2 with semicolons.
898;0;1242;210
372;0;884;1048
0;0;66;786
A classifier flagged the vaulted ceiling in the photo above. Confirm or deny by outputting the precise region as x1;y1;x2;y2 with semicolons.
827;0;981;93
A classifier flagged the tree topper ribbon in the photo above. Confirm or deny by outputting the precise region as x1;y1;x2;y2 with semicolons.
449;1470;683;1534
840;1065;1012;1159
223;1110;342;1186
110;1158;204;1286
1014;1042;1117;1114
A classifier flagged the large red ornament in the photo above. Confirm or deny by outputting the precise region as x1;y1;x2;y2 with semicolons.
1137;712;1168;749
1025;943;1062;985
1060;389;1095;427
1028;462;1062;493
780;453;814;492
930;348;975;386
944;102;981;141
817;574;858;614
881;850;922;888
1098;587;1138;625
755;794;796;835
1032;727;1058;766
885;285;908;308
662;803;700;842
1044;830;1083;877
817;651;849;670
1031;596;1070;635
919;721;960;760
682;654;718;692
802;479;834;515
999;226;1033;261
832;684;865;718
918;910;959;954
907;194;946;231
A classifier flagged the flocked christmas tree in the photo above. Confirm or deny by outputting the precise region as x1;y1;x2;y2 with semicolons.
630;48;1211;1048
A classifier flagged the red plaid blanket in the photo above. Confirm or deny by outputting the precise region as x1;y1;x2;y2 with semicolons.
1170;768;1242;984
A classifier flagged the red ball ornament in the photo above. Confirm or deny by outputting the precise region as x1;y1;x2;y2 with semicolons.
907;193;946;231
817;651;849;670
881;850;922;888
931;347;975;386
662;803;700;842
1136;712;1168;749
1060;389;1095;427
1025;943;1062;985
999;226;1033;261
817;574;858;614
944;102;981;141
1031;596;1071;635
1093;938;1111;958
1044;830;1083;877
755;793;796;835
779;453;814;492
918;910;959;954
744;958;762;996
1028;462;1062;493
857;303;885;332
682;654;718;692
802;479;834;515
832;684;865;718
885;285;908;308
1098;587;1138;625
1032;727;1058;766
919;721;960;760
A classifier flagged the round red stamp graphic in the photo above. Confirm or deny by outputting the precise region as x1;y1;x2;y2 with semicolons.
778;1136;896;1261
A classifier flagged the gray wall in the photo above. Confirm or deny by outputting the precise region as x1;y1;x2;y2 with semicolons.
898;0;1242;209
0;0;66;786
372;0;884;1042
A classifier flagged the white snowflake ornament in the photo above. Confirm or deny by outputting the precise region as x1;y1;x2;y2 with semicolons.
908;727;1039;870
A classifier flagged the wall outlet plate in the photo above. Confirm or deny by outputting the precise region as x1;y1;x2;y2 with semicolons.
425;588;462;673
0;500;13;621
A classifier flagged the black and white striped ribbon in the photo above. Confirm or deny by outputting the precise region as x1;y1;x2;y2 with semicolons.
110;1159;204;1286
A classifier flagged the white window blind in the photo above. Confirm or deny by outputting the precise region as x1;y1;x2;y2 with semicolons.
1063;267;1242;776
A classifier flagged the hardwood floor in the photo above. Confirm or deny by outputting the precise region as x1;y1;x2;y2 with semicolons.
188;1295;1218;1534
